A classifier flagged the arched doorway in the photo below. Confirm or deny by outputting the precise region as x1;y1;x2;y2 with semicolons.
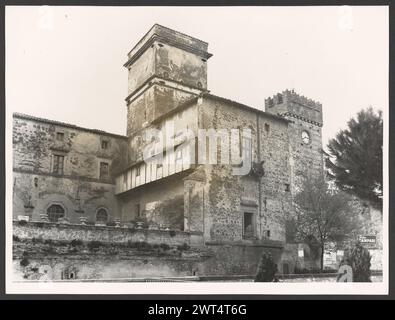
47;204;65;223
96;208;108;224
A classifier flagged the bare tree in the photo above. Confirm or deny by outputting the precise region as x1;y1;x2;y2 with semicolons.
293;174;360;271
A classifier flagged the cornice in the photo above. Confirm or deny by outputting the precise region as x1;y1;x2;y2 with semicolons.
281;112;323;127
123;34;213;68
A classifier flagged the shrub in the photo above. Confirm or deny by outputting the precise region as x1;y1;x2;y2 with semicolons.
20;257;30;267
44;239;53;245
13;235;20;242
254;253;278;282
347;242;372;282
70;239;83;247
18;220;27;226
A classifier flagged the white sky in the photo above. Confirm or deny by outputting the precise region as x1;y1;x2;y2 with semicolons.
6;6;388;146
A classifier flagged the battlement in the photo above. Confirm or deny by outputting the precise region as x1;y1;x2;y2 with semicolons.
265;89;323;125
264;89;322;111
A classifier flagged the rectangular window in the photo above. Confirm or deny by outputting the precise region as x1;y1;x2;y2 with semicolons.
99;162;109;179
53;155;64;175
56;132;64;141
135;204;140;217
101;140;109;149
243;212;255;239
136;166;141;177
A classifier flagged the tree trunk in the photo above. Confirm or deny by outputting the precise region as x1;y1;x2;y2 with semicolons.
320;243;324;271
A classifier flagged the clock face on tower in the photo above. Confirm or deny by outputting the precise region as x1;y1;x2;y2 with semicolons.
302;130;310;144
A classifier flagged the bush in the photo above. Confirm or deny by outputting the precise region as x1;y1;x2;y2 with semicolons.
20;257;30;267
13;235;20;242
347;242;372;282
18;220;27;226
70;239;83;247
44;239;53;245
254;253;278;282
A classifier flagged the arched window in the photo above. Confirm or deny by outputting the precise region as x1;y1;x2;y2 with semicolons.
47;204;65;223
96;208;108;223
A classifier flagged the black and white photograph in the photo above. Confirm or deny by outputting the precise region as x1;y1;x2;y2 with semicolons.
4;5;388;295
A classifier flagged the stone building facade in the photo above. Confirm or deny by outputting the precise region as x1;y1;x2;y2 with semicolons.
12;24;324;277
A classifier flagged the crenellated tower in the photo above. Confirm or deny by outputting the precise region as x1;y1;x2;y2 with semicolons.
265;89;324;192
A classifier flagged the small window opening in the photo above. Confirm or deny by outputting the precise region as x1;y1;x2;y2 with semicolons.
101;140;109;149
135;204;141;218
243;212;254;238
99;162;109;179
56;132;64;141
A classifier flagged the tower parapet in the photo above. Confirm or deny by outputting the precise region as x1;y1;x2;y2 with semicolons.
265;89;323;126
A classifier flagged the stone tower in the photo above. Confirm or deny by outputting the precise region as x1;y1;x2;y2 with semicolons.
264;89;324;192
123;24;213;137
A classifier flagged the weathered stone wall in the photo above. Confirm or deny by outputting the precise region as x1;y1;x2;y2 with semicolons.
12;257;199;281
198;242;283;276
13;221;192;245
118;172;190;230
264;89;324;193
12;114;127;223
197;96;292;244
13;172;120;224
12;222;282;280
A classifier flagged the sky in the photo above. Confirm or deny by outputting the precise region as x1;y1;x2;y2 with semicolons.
6;6;388;147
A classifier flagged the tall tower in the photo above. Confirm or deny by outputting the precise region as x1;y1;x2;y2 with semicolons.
265;89;324;191
124;24;213;137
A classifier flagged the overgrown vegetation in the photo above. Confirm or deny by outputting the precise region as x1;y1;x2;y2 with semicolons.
254;253;278;282
346;242;372;282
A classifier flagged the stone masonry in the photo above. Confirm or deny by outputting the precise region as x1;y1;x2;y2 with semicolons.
13;24;324;278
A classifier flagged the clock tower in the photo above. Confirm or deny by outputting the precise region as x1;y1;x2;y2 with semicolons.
264;89;324;193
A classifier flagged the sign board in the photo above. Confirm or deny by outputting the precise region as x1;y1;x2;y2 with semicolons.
358;235;377;248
